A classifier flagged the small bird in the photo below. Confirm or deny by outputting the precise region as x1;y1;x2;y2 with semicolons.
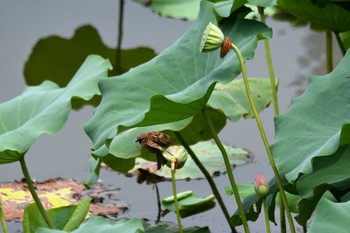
135;131;174;170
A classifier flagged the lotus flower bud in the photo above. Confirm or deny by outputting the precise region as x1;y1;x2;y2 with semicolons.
200;22;225;52
163;146;188;169
254;173;269;197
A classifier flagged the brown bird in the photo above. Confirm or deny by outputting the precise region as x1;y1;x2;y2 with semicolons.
135;131;174;170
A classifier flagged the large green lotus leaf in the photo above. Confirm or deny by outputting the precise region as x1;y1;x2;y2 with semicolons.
131;0;201;20
36;216;144;233
162;191;216;218
270;50;350;183
308;198;350;233
296;145;350;199
24;25;156;86
85;1;272;155
311;0;350;11
209;78;276;121
247;0;275;7
277;0;350;32
0;55;111;164
130;140;250;179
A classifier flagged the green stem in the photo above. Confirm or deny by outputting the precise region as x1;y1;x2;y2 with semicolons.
174;132;237;233
19;157;55;229
154;182;161;223
203;110;250;233
326;30;333;73
280;199;286;233
263;198;271;233
0;202;8;233
230;42;296;233
116;0;124;73
171;161;183;233
259;8;286;232
334;31;346;56
259;8;279;116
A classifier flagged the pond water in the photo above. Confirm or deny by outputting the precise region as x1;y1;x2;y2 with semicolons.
0;1;342;232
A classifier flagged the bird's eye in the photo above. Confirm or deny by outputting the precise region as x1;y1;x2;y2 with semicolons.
141;139;147;143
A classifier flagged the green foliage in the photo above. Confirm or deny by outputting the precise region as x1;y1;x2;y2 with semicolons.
0;55;111;164
271;51;350;182
23;198;90;233
271;51;350;227
84;1;271;168
277;0;350;32
3;0;350;231
35;217;144;233
131;140;250;179
162;191;216;218
308;198;350;233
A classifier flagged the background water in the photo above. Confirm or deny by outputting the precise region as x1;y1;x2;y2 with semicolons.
0;1;342;232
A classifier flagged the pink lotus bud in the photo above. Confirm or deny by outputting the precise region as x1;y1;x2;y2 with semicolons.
254;173;269;197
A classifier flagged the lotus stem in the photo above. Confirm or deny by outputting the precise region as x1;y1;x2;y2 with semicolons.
116;0;124;72
19;157;55;229
203;109;250;233
0;202;8;233
263;198;271;233
170;158;183;233
259;7;286;231
230;42;296;233
174;131;237;233
334;31;346;56
259;7;279;116
326;30;333;72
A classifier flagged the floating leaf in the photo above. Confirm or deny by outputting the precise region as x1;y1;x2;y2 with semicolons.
131;141;250;180
0;55;111;164
0;178;126;221
162;191;215;218
143;220;210;233
270;51;350;183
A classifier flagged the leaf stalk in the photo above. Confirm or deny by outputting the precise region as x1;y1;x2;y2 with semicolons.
174;132;237;233
203;110;250;233
19;157;55;229
170;158;183;233
230;42;296;233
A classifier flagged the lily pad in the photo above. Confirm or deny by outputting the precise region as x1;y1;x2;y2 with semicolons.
84;1;272;161
270;50;350;183
0;55;111;164
131;141;250;180
162;191;215;218
143;220;210;233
